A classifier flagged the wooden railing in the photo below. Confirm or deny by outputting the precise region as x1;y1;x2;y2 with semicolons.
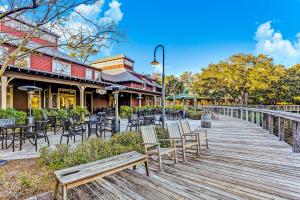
242;105;300;113
201;106;300;153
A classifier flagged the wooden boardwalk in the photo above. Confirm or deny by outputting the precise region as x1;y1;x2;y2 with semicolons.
30;116;300;200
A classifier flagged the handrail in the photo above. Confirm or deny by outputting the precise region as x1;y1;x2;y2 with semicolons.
201;106;300;153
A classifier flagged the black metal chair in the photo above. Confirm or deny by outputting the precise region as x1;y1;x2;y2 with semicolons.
25;121;49;151
126;116;140;132
60;119;85;145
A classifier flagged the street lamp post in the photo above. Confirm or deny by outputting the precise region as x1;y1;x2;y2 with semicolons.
151;44;166;128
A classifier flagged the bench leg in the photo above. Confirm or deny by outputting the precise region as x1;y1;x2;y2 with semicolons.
53;180;59;200
144;159;150;176
62;185;67;200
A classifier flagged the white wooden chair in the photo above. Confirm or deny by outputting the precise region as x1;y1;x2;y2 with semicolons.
180;120;209;150
167;122;200;162
140;125;177;171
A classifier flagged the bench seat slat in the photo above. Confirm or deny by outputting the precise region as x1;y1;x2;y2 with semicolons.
55;151;147;185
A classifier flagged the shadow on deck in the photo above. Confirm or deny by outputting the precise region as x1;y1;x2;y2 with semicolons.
29;116;300;200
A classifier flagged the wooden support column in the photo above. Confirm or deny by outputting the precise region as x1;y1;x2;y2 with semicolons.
79;85;85;108
0;76;8;109
292;121;300;153
268;115;273;134
278;117;285;141
154;96;157;106
138;93;142;107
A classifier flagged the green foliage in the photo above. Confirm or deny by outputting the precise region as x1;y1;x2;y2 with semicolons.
120;106;133;118
39;132;144;170
192;53;294;105
69;107;88;121
32;109;48;121
57;109;68;119
166;105;184;111
0;108;26;124
165;75;184;96
47;110;58;117
187;110;203;120
155;127;171;148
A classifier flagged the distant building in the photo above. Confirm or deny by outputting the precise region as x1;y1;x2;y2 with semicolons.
0;16;161;112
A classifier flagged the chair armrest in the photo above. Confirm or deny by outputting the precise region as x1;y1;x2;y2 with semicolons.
143;142;160;146
183;133;198;137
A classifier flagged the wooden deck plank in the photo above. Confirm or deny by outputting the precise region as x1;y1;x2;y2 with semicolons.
29;116;300;200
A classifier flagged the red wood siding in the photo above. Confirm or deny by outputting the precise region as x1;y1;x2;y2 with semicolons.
30;53;52;72
0;24;57;48
71;63;86;78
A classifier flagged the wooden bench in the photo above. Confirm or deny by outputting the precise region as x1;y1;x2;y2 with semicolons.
53;151;149;200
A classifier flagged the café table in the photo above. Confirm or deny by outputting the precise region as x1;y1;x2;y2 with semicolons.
143;115;155;125
85;120;103;138
0;124;33;152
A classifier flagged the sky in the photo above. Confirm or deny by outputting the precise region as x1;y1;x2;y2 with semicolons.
2;0;300;75
105;0;300;75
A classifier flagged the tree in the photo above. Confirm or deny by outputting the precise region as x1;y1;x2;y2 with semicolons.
193;53;285;105
0;0;123;76
165;75;184;104
151;72;162;85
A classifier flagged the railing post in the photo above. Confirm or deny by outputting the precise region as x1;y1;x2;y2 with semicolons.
230;109;233;118
251;111;255;123
292;121;300;153
246;110;249;121
268;115;273;134
278;117;285;141
256;112;260;126
262;113;266;129
240;109;243;120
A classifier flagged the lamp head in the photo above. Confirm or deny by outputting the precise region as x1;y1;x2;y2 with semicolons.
150;59;160;66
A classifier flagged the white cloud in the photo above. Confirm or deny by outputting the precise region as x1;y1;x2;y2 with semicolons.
0;5;8;12
100;0;124;25
255;21;300;66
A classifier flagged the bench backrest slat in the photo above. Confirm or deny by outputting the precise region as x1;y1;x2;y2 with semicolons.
55;151;147;185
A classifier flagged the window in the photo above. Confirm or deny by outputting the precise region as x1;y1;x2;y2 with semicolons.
15;52;30;68
95;71;101;81
52;60;71;75
86;69;93;80
125;59;133;67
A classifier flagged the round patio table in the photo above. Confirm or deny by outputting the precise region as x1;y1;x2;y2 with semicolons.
84;120;103;138
0;124;33;152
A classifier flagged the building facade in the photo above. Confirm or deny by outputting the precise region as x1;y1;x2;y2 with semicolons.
0;16;161;113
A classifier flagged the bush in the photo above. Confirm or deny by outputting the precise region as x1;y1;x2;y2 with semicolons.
39;132;144;170
120;106;133;118
70;107;88;121
0;108;26;124
187;110;203;120
155;127;171;148
32;109;48;121
166;105;184;111
57;109;68;119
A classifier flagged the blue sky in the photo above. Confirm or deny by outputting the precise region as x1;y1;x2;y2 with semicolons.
102;0;300;75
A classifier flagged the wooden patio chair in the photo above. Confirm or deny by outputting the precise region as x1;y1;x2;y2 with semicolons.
180;120;209;150
140;125;177;171
167;122;200;162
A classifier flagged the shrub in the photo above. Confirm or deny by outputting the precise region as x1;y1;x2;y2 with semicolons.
32;109;48;121
155;127;171;148
57;109;68;119
0;108;26;124
120;106;133;118
70;107;88;121
39;132;144;170
47;110;58;117
187;110;203;120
